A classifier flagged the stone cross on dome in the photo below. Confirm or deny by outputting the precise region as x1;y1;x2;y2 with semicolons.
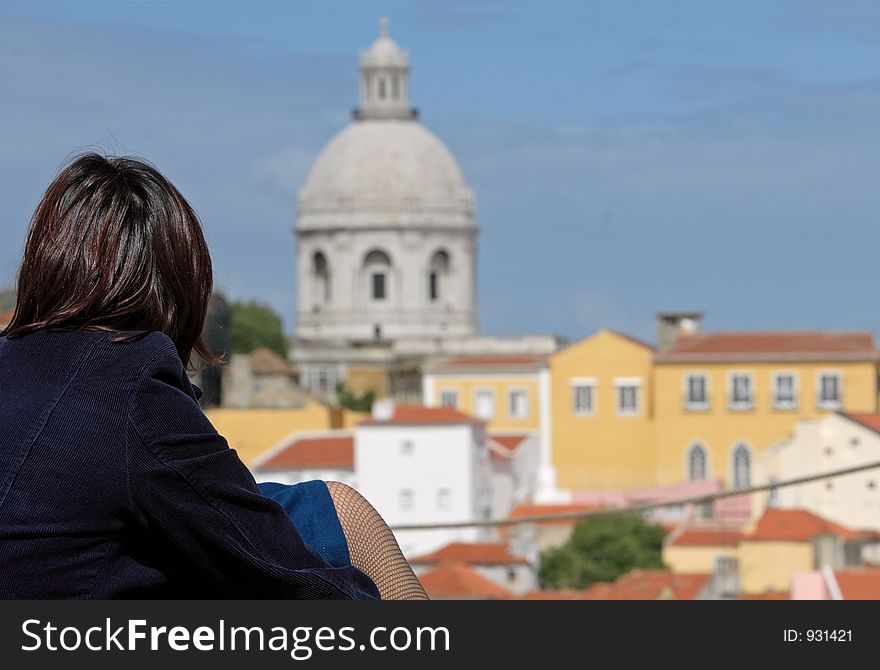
356;17;417;120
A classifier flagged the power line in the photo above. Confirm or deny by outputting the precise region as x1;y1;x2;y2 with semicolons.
390;459;880;531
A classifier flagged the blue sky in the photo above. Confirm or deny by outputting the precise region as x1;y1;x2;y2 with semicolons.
1;0;879;341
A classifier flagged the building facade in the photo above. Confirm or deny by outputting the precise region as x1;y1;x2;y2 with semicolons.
288;20;563;412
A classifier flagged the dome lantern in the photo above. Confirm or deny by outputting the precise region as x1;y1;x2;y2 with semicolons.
355;18;416;121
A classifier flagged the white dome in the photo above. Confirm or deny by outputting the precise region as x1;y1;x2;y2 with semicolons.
298;119;475;228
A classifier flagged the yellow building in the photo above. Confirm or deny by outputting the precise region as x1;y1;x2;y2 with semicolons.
206;400;346;467
548;315;879;494
736;508;868;595
653;330;879;488
422;355;546;434
662;528;742;576
662;508;873;597
548;330;656;490
422;355;561;497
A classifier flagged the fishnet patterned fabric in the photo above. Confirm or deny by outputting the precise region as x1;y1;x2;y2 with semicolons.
326;481;428;600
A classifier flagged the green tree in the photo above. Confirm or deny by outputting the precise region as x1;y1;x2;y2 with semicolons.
336;383;376;412
538;514;666;589
228;300;287;358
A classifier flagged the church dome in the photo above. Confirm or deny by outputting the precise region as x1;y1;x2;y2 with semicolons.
297;19;474;230
298;120;474;223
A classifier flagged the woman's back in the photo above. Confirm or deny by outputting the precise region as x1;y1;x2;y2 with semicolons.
0;328;378;599
0;328;173;597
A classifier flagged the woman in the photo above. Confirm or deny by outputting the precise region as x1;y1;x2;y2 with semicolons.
0;153;426;600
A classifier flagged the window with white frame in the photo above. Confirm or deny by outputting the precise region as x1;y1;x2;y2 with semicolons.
614;378;642;416
436;488;451;510
684;373;709;410
508;389;529;418
439;390;458;408
688;443;708;481
398;489;414;511
571;379;596;415
474;389;495;419
773;372;798;409
817;372;842;409
732;443;751;489
728;373;754;410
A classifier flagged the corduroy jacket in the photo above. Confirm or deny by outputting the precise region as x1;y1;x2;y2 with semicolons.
0;328;378;599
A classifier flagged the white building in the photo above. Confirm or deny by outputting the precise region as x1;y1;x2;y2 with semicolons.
759;412;880;532
251;400;522;557
296;18;477;344
289;19;564;406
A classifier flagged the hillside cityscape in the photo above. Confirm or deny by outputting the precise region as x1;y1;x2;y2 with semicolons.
3;13;880;601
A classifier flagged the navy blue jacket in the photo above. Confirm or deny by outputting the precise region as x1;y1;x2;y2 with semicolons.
0;328;379;599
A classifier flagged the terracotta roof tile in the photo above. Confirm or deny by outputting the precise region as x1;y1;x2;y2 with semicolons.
489;434;529;451
360;405;478;426
581;570;710;600
656;331;877;362
669;529;743;547
748;508;862;542
844;413;880;435
419;562;512;600
834;569;880;600
507;502;602;527
409;542;529;566
258;434;353;471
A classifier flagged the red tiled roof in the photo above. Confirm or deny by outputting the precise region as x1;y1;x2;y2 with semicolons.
748;508;862;542
429;355;547;372
489;434;529;451
669;529;743;547
258;434;354;471
582;570;710;600
834;569;880;600
507;503;602;527
360;405;478;426
656;331;877;362
845;413;880;435
581;583;615;600
488;433;530;461
409;542;529;566
419;562;512;600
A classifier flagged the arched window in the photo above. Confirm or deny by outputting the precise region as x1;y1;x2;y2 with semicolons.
732;443;751;489
313;251;330;304
688;443;707;481
428;250;450;303
378;78;386;99
364;249;392;302
392;75;400;99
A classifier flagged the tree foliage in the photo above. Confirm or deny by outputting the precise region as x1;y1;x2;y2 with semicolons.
538;514;666;589
228;300;287;358
336;383;376;412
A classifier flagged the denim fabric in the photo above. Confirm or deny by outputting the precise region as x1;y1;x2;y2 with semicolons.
258;481;351;570
0;328;379;600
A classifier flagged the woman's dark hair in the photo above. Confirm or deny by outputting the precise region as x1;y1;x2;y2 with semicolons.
1;153;221;369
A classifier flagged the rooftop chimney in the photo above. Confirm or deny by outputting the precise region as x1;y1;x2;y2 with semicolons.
371;398;396;422
656;311;704;351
